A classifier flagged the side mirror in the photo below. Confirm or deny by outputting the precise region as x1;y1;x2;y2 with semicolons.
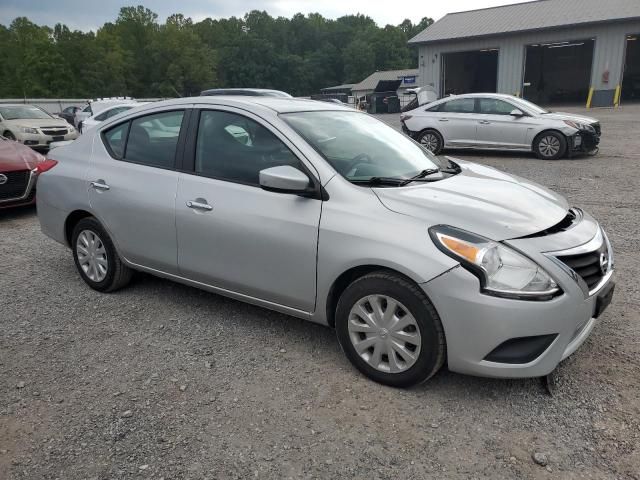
259;165;311;195
510;109;525;117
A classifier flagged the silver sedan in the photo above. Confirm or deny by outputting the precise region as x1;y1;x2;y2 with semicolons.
36;97;614;387
401;93;601;159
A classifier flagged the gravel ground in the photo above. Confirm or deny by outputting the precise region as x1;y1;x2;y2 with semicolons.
1;104;639;479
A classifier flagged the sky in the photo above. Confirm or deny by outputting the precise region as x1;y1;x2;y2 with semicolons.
0;0;532;30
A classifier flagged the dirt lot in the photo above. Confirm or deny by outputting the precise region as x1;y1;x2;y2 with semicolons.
1;104;639;479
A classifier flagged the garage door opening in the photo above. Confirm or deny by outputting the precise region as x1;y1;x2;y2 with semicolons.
523;39;595;105
622;34;640;102
441;49;498;96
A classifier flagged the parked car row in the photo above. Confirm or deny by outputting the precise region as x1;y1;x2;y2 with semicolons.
34;96;614;387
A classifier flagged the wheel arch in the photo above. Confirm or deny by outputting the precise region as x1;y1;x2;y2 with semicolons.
64;209;94;246
325;265;428;328
532;128;569;148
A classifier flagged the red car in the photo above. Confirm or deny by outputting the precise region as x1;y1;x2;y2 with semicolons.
0;135;53;209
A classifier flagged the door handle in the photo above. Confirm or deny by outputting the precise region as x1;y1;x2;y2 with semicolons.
90;181;110;191
438;118;449;122
186;200;213;211
478;120;491;125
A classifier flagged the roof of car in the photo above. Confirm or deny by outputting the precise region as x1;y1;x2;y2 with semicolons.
0;104;47;108
131;96;356;115
200;88;292;97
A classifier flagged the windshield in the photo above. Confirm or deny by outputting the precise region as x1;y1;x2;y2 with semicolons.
511;97;549;115
0;105;53;120
282;111;443;182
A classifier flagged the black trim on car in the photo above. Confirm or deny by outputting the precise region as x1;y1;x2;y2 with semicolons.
484;334;558;364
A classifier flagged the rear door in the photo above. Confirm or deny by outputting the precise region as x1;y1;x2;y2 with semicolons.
431;98;478;147
87;107;189;273
475;98;535;149
175;106;322;312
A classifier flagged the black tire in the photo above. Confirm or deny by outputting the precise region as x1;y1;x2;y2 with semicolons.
533;131;567;160
335;271;446;388
416;129;444;155
71;217;133;292
3;130;16;141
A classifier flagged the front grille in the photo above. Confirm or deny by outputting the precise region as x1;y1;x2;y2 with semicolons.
556;245;608;291
591;123;601;136
41;128;68;136
0;170;30;200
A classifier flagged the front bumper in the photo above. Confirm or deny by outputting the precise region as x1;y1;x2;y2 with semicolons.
568;130;600;156
422;218;614;378
0;170;37;209
15;130;79;150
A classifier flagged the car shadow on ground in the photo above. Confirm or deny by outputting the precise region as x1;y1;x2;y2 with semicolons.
442;149;596;161
0;205;36;222
126;271;552;398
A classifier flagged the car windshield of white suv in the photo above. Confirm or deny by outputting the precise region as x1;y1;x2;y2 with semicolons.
282;111;451;185
0;106;53;120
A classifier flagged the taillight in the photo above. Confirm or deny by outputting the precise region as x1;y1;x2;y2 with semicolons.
400;114;412;122
36;159;58;174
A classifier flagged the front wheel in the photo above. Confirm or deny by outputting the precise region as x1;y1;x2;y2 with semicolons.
417;129;444;155
71;217;133;292
3;130;16;141
534;131;567;160
335;271;446;388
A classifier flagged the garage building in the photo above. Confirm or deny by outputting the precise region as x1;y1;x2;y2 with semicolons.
409;0;640;107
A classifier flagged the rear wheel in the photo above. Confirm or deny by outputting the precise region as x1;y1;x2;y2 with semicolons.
417;129;444;155
534;131;567;160
71;217;132;292
335;271;446;388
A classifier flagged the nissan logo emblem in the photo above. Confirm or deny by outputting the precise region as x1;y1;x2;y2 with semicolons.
0;174;7;185
599;252;609;275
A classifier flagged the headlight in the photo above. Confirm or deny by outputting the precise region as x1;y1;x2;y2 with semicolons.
563;120;591;131
430;225;560;300
20;126;39;134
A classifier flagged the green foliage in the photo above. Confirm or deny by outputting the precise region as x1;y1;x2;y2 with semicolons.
0;7;433;98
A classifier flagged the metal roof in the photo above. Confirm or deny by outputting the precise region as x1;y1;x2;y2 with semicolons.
409;0;640;44
352;69;419;92
320;84;355;92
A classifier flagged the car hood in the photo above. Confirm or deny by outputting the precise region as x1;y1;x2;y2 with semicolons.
541;111;599;124
3;118;70;129
0;138;44;172
373;159;569;241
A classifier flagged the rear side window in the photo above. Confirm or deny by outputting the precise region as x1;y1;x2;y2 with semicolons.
102;110;185;168
103;123;128;158
95;106;129;121
439;98;476;113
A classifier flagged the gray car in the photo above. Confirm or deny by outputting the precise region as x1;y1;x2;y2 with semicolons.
401;93;601;159
36;97;615;387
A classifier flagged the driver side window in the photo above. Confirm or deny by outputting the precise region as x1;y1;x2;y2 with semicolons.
195;110;302;186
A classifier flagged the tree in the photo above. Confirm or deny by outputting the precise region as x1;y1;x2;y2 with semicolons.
0;9;432;98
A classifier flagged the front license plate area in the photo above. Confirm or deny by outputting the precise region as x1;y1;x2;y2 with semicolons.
52;136;65;142
594;282;615;318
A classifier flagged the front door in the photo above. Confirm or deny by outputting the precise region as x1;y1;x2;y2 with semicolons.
88;108;186;273
475;98;534;149
176;108;322;312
